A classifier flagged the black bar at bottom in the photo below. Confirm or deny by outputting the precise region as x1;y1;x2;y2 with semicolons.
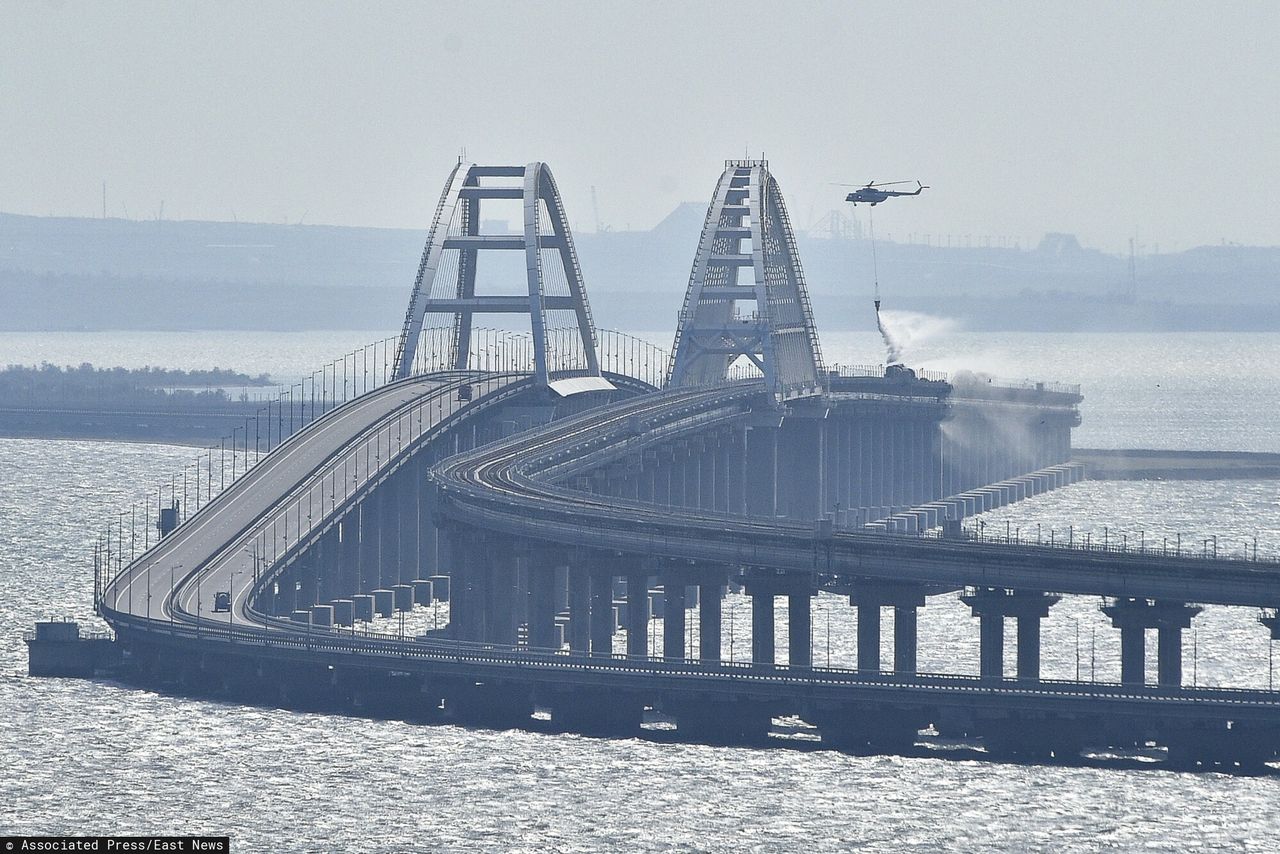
1;837;229;852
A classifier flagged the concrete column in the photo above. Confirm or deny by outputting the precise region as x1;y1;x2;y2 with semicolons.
699;442;717;511
964;588;1060;682
699;581;722;662
1016;616;1041;682
294;566;317;609
663;580;686;660
750;590;775;665
1103;598;1201;687
979;614;1004;679
1120;625;1145;685
1158;626;1183;688
745;426;778;517
626;572;649;657
357;498;378;591
727;430;747;515
589;568;613;655
857;603;881;672
568;564;590;653
788;592;812;667
416;461;438;578
339;514;361;595
894;605;918;673
639;459;657;503
714;435;730;513
528;555;558;650
379;478;401;588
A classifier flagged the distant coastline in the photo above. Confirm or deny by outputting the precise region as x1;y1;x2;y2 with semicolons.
3;211;1278;333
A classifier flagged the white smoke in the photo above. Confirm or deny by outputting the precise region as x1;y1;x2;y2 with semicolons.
875;309;956;366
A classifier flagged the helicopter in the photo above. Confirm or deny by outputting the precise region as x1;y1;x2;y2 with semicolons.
843;180;928;206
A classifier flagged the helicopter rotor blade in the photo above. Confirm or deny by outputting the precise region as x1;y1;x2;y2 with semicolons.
872;180;916;187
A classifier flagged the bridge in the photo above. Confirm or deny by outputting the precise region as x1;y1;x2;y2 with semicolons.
73;159;1280;771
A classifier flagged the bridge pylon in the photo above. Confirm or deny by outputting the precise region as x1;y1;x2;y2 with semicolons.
667;160;824;399
393;162;605;390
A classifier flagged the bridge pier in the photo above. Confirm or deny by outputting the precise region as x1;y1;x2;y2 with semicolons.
699;578;723;662
590;565;614;655
567;563;590;653
744;421;779;518
849;581;928;674
378;476;403;588
313;527;340;603
272;568;296;615
1102;598;1202;686
743;571;815;667
749;589;775;665
663;575;687;660
788;591;813;667
528;547;561;651
358;498;378;592
339;513;361;596
626;569;649;657
961;588;1061;681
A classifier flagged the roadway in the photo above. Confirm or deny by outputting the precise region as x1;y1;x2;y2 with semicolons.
433;381;1280;607
101;370;527;631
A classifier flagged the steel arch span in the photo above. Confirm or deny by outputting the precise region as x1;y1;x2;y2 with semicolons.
393;162;602;388
667;160;825;399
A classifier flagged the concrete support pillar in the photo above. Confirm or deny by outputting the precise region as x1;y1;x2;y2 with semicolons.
849;581;927;675
1120;625;1145;686
589;568;613;656
727;430;747;515
626;572;649;657
788;592;812;667
568;564;590;653
713;436;730;513
894;605;918;673
663;580;686;660
978;614;1004;679
1016;615;1042;682
699;442;716;511
745;425;779;518
416;463;438;578
1103;598;1201;687
379;479;401;588
750;590;775;665
1157;626;1184;688
639;459;657;503
963;588;1060;682
699;582;722;662
357;498;378;591
857;603;881;672
528;552;559;651
339;514;361;595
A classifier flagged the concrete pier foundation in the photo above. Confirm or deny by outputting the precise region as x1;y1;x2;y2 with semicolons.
849;581;927;674
961;588;1061;681
1102;598;1202;686
371;588;395;618
351;593;375;623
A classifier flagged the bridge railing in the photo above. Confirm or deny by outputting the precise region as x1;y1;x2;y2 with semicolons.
93;327;472;611
840;515;1275;566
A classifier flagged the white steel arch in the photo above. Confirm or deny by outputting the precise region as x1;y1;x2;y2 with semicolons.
667;160;824;398
393;162;601;387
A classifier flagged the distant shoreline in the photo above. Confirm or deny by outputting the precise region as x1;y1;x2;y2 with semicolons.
1074;448;1280;480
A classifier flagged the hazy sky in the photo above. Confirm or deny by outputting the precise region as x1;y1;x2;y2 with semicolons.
3;1;1277;252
